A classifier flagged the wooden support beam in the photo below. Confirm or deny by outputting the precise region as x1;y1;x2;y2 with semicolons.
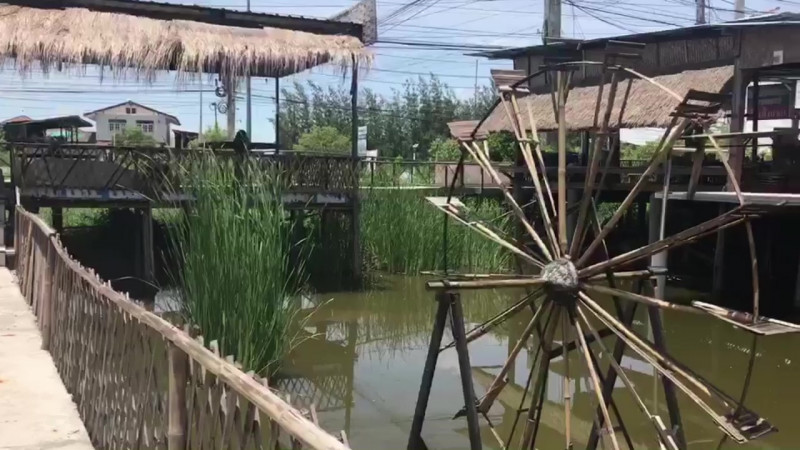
167;344;188;450
142;206;154;283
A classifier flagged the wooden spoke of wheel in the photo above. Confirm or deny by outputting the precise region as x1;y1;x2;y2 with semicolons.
461;141;555;260
568;306;621;450
525;99;558;218
556;71;569;254
570;70;621;258
502;93;559;253
477;301;551;415
572;78;635;257
574;306;680;450
427;196;545;268
579;206;747;278
708;135;761;320
561;308;572;449
440;290;541;351
581;283;699;315
468;138;557;257
577;117;692;268
427;277;547;291
519;304;561;449
578;292;751;442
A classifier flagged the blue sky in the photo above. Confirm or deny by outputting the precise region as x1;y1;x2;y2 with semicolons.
0;0;794;142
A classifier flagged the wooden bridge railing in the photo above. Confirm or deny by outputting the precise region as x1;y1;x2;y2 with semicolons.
9;144;359;196
14;206;349;450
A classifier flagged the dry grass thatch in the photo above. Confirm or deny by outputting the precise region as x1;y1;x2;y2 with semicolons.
478;66;734;134
0;5;371;81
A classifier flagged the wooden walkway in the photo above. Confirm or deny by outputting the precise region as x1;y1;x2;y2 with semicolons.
0;268;93;449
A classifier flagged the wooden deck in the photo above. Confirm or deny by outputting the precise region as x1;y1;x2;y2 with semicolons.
0;267;93;449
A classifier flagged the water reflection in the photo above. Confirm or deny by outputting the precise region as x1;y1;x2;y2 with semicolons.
172;276;800;449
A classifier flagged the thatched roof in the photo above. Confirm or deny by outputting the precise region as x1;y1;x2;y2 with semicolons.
0;4;372;80
477;66;734;135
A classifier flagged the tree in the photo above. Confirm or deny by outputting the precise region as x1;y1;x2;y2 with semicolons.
115;127;157;147
295;126;351;154
486;131;517;162
277;76;497;159
188;124;228;149
620;141;659;160
429;138;461;161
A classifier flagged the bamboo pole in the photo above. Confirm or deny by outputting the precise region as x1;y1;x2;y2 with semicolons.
709;135;760;320
477;301;550;414
426;277;546;290
509;94;559;254
581;283;698;315
433;199;544;268
440;291;539;351
557;72;569;254
577;118;691;268
562;311;572;449
519;306;560;449
579;208;746;278
574;307;680;450
462;141;553;260
571;307;621;450
570;71;619;257
167;344;188;450
578;292;748;441
525;102;557;217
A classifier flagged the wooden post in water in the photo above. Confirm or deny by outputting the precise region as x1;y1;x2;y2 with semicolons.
52;207;63;233
0;202;5;267
167;344;188;450
142;206;154;284
408;293;450;450
350;56;362;283
647;192;687;447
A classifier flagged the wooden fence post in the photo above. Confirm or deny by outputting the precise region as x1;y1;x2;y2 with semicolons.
41;240;54;350
167;343;188;450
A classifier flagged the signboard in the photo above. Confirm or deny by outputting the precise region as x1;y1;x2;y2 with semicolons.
357;126;368;157
747;83;794;120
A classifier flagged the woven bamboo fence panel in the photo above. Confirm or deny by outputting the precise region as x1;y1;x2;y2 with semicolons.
14;206;348;450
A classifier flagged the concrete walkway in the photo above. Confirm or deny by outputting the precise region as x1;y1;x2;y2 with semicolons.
0;269;93;449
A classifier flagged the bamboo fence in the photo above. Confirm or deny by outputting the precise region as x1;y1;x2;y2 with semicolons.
14;206;349;450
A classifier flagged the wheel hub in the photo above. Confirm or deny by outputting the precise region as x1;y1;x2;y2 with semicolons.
541;258;578;292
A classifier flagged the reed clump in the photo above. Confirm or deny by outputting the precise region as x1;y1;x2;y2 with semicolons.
361;189;511;274
167;154;302;376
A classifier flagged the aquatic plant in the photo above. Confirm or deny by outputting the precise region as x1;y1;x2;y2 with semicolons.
166;154;302;376
361;189;511;274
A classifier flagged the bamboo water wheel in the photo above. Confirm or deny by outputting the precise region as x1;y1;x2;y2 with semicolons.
408;44;800;450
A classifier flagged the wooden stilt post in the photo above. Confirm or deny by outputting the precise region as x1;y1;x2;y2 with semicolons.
350;56;362;284
142;206;155;284
449;292;482;450
52;207;63;233
712;204;727;298
793;249;800;311
167;344;188;450
408;293;450;450
0;202;5;268
647;193;687;447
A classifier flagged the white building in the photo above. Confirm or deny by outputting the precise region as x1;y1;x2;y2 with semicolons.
85;101;181;145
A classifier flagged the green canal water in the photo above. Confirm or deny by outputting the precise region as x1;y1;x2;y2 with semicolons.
263;275;800;450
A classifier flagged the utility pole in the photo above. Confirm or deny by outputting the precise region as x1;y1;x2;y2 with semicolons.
734;0;745;19
543;0;561;43
696;0;706;24
226;75;236;140
246;0;252;139
199;83;204;142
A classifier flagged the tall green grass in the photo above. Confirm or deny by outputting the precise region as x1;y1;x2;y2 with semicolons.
361;190;511;274
167;155;302;376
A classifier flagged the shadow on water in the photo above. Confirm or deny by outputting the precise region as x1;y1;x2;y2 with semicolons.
278;275;800;450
